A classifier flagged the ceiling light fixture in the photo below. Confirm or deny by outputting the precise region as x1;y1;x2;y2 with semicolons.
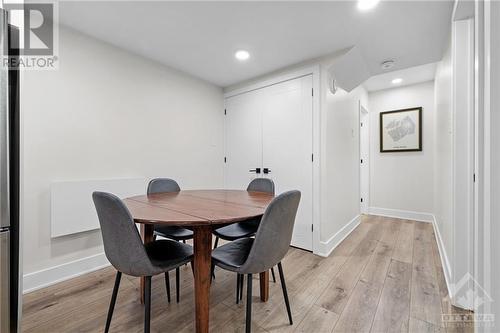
357;0;380;11
392;78;403;84
235;50;250;61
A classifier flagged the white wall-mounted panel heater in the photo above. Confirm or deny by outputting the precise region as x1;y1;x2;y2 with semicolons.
51;178;148;238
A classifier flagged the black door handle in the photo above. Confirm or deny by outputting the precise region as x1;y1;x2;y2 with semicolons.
249;168;261;174
263;168;271;174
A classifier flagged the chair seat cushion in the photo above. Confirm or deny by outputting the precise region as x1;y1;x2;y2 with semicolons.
154;225;193;240
145;239;193;272
213;218;259;241
211;238;254;272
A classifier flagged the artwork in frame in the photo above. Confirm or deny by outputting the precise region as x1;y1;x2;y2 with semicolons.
379;107;422;152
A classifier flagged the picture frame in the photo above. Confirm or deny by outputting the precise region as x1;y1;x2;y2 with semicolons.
379;107;422;153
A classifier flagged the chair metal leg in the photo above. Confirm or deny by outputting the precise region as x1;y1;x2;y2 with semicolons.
211;237;219;281
211;263;216;282
104;271;121;333
177;239;188;266
277;262;293;325
144;276;151;333
164;271;171;303
181;239;189;266
236;274;241;304
239;274;244;301
271;267;276;283
245;274;252;333
176;267;180;303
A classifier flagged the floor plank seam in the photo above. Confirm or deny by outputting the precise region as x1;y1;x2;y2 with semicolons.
315;245;363;316
367;245;399;332
331;232;383;331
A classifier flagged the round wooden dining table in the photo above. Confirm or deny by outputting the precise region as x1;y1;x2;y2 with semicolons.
123;189;274;333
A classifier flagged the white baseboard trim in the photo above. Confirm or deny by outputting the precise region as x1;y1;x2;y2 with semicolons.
430;215;454;304
368;207;434;223
23;253;110;294
317;214;361;257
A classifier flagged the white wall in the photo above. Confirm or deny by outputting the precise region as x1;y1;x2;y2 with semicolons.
431;14;478;312
368;81;436;217
450;18;475;308
21;27;224;288
321;84;367;247
433;38;454;290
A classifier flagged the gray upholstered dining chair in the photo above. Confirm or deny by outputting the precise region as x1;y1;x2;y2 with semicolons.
211;190;301;333
212;178;277;297
92;192;193;333
147;178;193;303
213;178;275;245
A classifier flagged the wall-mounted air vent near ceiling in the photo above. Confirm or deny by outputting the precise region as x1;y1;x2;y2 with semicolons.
328;46;370;93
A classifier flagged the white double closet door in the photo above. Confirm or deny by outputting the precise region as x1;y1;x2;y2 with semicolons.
224;75;313;251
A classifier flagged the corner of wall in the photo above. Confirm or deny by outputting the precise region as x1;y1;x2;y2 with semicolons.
316;214;361;257
368;207;434;223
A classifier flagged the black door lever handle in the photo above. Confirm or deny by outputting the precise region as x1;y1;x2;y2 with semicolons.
249;168;261;174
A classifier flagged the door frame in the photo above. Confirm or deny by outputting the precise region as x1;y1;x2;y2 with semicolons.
223;65;321;255
359;103;369;215
473;0;500;320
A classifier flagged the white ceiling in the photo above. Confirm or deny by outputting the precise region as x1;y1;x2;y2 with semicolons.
363;62;437;92
58;1;453;87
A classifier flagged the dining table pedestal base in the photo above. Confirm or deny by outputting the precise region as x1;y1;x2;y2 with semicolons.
259;270;270;302
193;226;212;333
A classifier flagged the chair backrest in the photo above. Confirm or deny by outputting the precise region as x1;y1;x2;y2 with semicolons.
92;191;152;276
247;178;275;195
147;178;181;194
240;190;301;274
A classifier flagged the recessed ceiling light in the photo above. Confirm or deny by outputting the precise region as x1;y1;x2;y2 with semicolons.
357;0;380;11
235;50;250;61
392;78;403;84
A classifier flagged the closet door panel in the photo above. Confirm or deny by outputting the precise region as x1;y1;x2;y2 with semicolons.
262;75;313;250
224;89;263;190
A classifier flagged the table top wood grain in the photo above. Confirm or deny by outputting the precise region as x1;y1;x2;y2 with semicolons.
123;189;274;226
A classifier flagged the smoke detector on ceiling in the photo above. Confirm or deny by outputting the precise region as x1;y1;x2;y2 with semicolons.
381;60;395;70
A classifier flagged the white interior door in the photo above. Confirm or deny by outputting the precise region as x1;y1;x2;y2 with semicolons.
224;89;263;189
262;75;313;251
224;75;314;251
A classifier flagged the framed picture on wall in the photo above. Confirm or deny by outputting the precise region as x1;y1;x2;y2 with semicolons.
380;107;422;152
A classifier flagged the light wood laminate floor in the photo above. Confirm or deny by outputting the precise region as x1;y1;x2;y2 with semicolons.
22;216;473;332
